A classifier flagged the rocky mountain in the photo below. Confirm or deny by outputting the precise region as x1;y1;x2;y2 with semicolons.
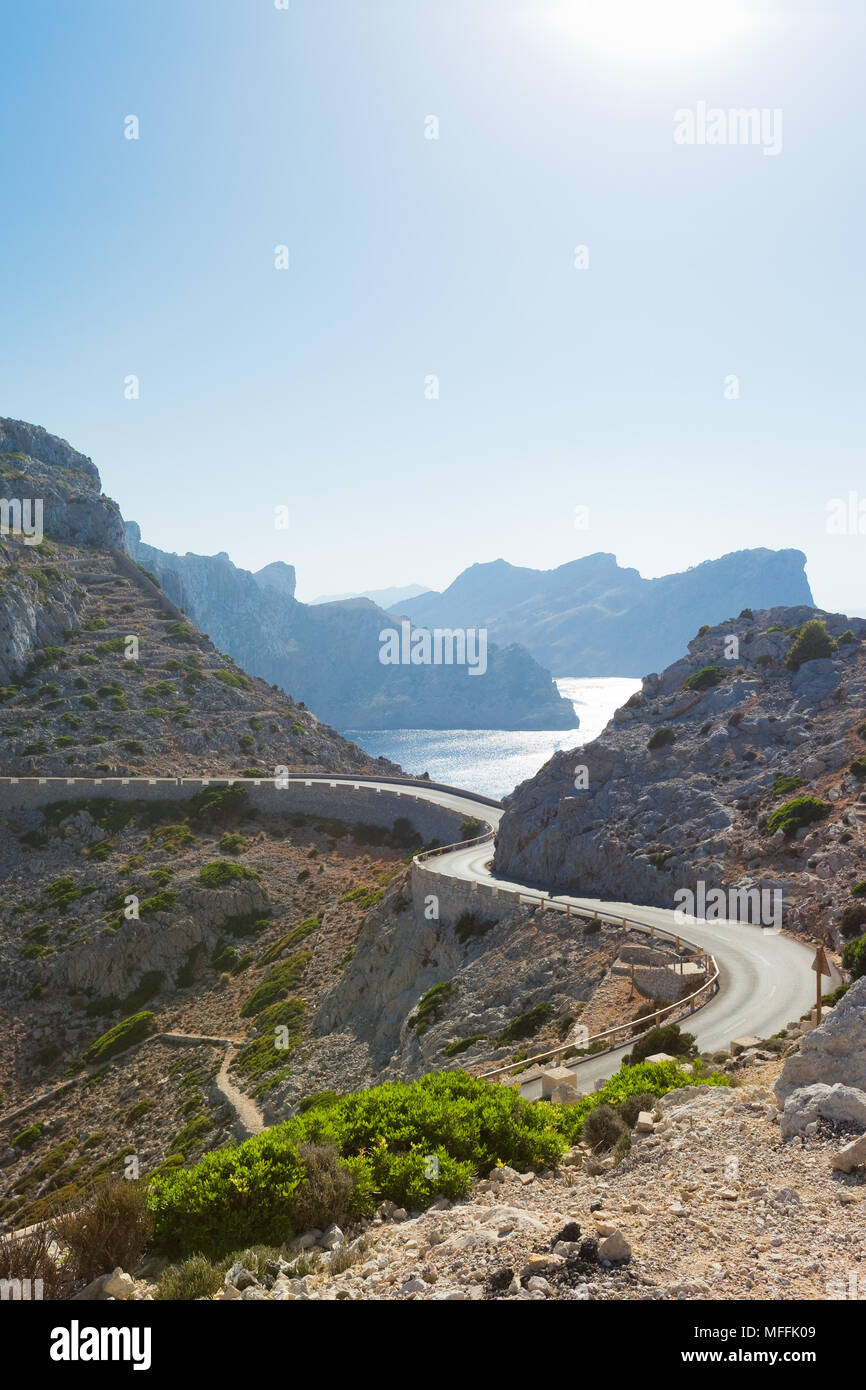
309;583;430;607
0;420;395;778
494;606;866;949
396;550;815;677
125;525;577;732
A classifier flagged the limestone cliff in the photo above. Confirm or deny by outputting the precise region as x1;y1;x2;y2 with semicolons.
494;606;866;947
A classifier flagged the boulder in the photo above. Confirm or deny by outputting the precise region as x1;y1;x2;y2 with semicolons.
776;978;866;1103
597;1230;631;1262
831;1131;866;1173
779;1082;866;1139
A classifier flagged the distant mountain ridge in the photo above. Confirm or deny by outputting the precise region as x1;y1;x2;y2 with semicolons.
125;525;577;732
395;550;815;677
309;583;430;608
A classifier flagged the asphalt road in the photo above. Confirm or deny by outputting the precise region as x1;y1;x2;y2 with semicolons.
295;777;839;1094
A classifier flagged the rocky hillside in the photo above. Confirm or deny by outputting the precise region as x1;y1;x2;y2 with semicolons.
125;524;578;732
0;420;395;778
0;789;427;1232
397;550;815;677
494;607;866;949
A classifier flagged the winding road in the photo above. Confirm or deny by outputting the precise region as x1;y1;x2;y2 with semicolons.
293;775;839;1095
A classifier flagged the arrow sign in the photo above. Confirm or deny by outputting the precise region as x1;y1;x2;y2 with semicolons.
811;946;831;977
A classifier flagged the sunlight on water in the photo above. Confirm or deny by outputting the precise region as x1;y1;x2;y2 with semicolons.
345;676;642;801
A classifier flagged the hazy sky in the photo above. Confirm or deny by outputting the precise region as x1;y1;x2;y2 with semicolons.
1;1;864;611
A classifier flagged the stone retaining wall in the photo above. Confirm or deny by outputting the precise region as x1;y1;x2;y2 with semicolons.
0;776;471;846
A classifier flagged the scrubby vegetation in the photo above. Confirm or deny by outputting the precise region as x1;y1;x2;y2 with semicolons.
81;1011;155;1065
767;795;830;837
647;727;675;750
681;665;725;692
784;619;836;671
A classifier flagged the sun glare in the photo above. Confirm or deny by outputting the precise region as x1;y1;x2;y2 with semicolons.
535;0;761;66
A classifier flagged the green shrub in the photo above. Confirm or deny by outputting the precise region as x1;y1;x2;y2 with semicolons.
773;773;805;796
187;785;250;828
648;727;676;750
443;1034;486;1057
454;911;497;945
497;1002;553;1045
842;934;866;979
82;1012;155;1065
840;904;866;938
147;1126;307;1258
850;757;866;779
625;1023;696;1065
235;998;305;1082
552;1060;729;1144
407;981;455;1035
681;666;725;692
53;1178;152;1285
11;1122;44;1150
154;1254;223;1301
768;795;830;837
784;619;836;671
219;832;249;855
241;952;311;1017
198;860;259;888
582;1103;629;1153
459;818;481;839
215;668;252;691
258;916;319;966
852;882;866;897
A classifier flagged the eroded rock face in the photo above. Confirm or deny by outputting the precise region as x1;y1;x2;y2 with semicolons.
124;523;579;733
0;417;124;551
775;978;866;1102
778;1082;866;1139
494;606;866;947
0;420;127;684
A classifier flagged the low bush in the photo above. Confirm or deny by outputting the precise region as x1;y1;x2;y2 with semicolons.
772;773;805;796
153;1254;223;1301
784;619;836;671
0;1226;69;1299
454;911;497;945
842;934;866;980
241;952;311;1017
767;795;830;837
624;1022;696;1065
53;1178;152;1286
198;860;259;888
82;1012;155;1065
497;1002;553;1045
407;981;455;1035
647;727;676;750
582;1103;629;1153
681;666;725;692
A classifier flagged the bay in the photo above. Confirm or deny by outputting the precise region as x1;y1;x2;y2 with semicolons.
345;675;641;801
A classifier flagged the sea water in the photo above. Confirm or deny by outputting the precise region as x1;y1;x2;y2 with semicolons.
345;676;641;801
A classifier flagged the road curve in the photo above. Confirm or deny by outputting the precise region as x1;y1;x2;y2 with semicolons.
291;776;838;1093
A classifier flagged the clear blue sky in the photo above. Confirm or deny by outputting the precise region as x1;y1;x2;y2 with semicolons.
1;1;864;612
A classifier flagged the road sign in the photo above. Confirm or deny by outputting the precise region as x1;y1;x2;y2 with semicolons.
811;946;831;977
811;946;832;1025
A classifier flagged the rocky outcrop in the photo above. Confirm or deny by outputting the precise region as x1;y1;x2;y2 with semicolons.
397;549;814;677
494;606;866;946
0;418;124;551
775;977;866;1101
778;1081;866;1139
125;524;578;732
